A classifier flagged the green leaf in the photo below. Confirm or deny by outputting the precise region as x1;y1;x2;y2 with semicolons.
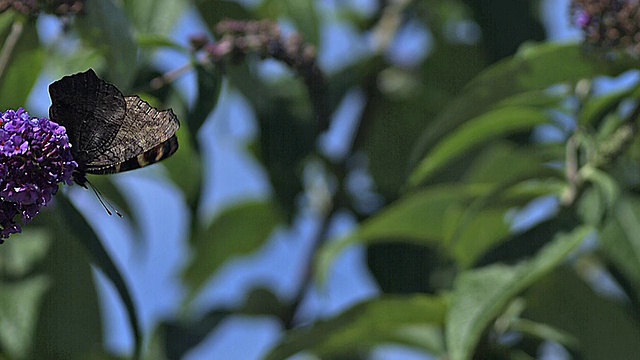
32;210;104;359
581;166;620;210
453;155;564;267
461;142;560;185
449;207;512;268
317;185;489;283
79;0;137;89
165;126;202;211
577;187;607;227
158;309;232;360
0;229;51;278
495;89;565;109
575;166;620;226
257;96;315;218
509;318;579;351
445;225;593;360
187;63;223;140
0;11;15;40
0;275;50;359
265;295;447;360
136;34;186;51
184;201;283;299
284;0;320;45
224;63;316;218
579;84;640;127
360;68;442;198
46;46;104;79
258;0;320;44
124;0;187;36
0;20;44;110
408;106;550;187
196;0;252;33
0;46;43;109
599;197;640;302
318;179;564;283
55;195;143;359
524;268;640;359
359;9;486;198
410;43;640;169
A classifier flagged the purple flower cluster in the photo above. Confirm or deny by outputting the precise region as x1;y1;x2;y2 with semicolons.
0;108;77;241
571;0;640;57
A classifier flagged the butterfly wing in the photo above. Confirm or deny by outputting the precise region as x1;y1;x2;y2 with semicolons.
87;96;180;174
48;69;180;176
48;69;126;168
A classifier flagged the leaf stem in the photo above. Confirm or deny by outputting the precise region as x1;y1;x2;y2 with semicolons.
149;62;193;90
283;203;336;329
0;20;23;82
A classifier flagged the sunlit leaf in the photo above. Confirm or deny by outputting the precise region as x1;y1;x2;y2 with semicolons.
0;11;15;39
579;84;640;127
265;295;447;360
0;19;44;110
445;225;593;360
449;207;511;268
0;275;50;358
460;142;560;184
124;0;187;36
410;43;640;168
408;106;550;187
136;34;186;51
509;318;579;351
0;229;51;277
495;89;565;109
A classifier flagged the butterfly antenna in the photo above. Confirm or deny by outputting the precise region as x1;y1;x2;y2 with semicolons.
86;180;124;218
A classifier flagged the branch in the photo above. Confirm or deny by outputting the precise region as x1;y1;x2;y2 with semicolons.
0;21;23;82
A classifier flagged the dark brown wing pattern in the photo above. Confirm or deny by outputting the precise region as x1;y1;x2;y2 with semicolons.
48;69;125;168
88;96;180;174
48;69;180;183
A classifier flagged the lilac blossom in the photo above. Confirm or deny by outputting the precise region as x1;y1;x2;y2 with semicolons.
0;108;77;241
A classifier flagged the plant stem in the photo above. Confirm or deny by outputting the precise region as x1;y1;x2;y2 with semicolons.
0;20;24;82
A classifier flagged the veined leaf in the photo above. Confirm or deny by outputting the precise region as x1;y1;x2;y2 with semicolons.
408;106;550;187
410;43;640;169
445;225;593;360
265;295;447;360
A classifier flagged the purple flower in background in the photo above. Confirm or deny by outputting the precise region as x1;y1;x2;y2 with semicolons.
571;0;640;56
575;11;591;29
0;108;77;241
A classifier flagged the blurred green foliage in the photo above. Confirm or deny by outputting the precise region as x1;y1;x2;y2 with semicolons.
1;0;640;359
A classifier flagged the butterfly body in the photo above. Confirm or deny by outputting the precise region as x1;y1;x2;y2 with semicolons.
48;69;180;186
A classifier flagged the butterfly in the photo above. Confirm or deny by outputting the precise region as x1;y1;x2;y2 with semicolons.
48;69;180;187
